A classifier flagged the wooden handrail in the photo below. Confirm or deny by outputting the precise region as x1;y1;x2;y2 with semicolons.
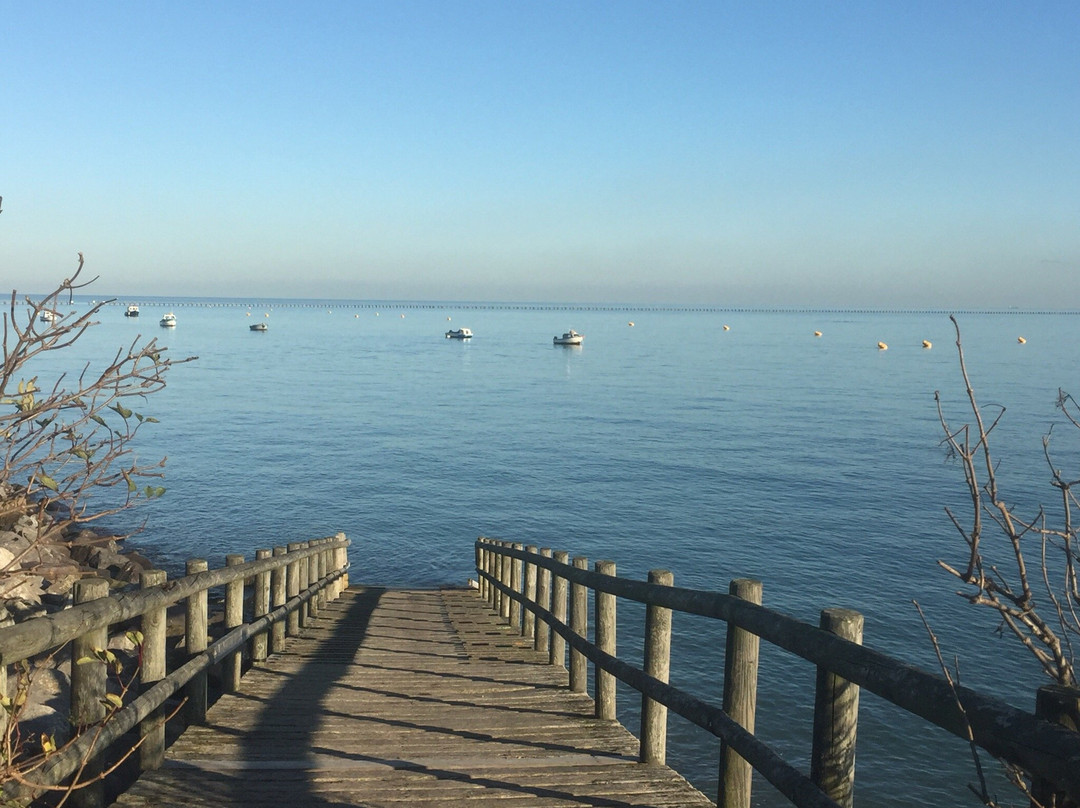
476;537;1080;805
0;533;350;805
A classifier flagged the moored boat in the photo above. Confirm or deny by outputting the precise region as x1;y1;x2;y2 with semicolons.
249;322;268;332
445;328;473;339
553;329;584;345
160;313;177;327
124;305;140;317
39;310;58;323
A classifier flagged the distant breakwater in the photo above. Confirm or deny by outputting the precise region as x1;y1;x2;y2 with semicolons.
88;299;1080;316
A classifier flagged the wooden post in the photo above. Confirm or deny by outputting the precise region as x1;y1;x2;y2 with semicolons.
185;558;209;725
140;569;167;771
550;551;569;669
523;545;538;639
286;543;302;637
475;540;486;601
595;560;617;720
252;549;272;663
811;608;864;808
70;577;109;808
641;569;673;764
271;546;288;653
510;543;524;630
299;542;312;625
224;554;245;693
718;578;762;808
1032;684;1080;808
534;548;552;654
569;556;589;693
317;541;329;609
307;542;320;620
499;545;512;620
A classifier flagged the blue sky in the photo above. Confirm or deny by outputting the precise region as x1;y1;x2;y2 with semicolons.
3;2;1078;306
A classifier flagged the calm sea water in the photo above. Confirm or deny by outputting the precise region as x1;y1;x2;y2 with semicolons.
30;298;1080;806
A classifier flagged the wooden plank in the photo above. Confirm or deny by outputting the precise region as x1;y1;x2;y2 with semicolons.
113;587;713;807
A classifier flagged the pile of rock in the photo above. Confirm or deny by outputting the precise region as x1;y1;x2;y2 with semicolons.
0;509;154;624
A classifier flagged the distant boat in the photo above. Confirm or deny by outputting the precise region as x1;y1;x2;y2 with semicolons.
160;313;177;327
249;322;268;332
553;329;584;345
445;328;473;339
124;305;140;317
39;309;58;323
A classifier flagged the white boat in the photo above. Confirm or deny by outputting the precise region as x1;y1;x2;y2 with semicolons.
553;329;584;345
445;328;473;339
160;313;177;327
124;305;140;317
249;322;268;332
39;310;58;323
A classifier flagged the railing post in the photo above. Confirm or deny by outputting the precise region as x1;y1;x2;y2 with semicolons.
286;543;302;637
595;560;617;720
499;543;512;620
569;556;589;693
185;558;209;725
641;569;673;764
70;577;109;808
488;542;499;610
534;548;552;654
317;540;329;609
140;569;167;771
252;549;272;663
271;546;288;653
718;578;762;808
522;545;538;639
307;542;320;620
510;543;524;630
224;554;245;693
300;542;313;625
333;532;349;594
811;608;864;808
550;551;569;669
1032;684;1080;807
475;540;486;600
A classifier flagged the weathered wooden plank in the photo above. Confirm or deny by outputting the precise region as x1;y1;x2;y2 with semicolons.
112;586;713;807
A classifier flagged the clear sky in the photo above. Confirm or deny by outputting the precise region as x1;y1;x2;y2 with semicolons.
3;2;1079;306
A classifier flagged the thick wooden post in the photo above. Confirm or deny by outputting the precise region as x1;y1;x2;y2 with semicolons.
1032;684;1080;808
523;545;538;639
811;608;864;808
550;551;569;669
333;533;349;594
595;560;617;720
569;556;589;693
140;570;167;771
499;545;512;620
70;577;109;808
185;558;209;725
534;548;552;654
317;541;329;609
271;546;288;653
510;543;524;630
307;542;320;620
718;578;762;808
252;549;272;663
299;542;313;625
286;543;302;637
641;569;673;764
224;554;245;693
475;540;486;600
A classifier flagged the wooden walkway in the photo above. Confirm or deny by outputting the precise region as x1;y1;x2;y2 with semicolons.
114;586;714;807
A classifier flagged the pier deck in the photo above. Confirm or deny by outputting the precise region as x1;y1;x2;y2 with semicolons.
113;586;713;807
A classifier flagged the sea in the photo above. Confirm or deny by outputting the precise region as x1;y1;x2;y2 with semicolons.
24;297;1080;807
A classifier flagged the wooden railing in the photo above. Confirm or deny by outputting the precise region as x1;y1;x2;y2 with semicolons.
0;533;350;807
475;537;1080;808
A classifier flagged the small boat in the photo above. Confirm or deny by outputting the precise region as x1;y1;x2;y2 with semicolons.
124;305;140;317
39;309;58;323
249;322;268;332
160;313;177;327
553;329;584;345
445;328;473;339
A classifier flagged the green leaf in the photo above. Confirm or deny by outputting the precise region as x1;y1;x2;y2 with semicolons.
111;404;133;419
102;693;124;709
75;656;98;666
125;630;144;646
90;414;108;427
38;474;58;492
144;416;159;424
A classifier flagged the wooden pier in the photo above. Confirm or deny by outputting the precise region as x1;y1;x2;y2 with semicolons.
113;586;712;807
